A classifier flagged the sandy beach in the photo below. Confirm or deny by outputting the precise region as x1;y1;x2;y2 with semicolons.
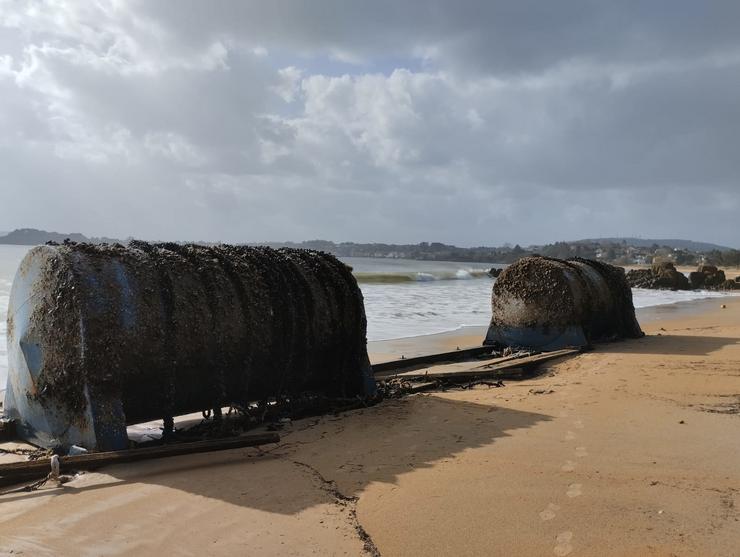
1;297;739;556
3;1;740;554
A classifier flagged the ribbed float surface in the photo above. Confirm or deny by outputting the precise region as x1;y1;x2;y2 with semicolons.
4;242;374;450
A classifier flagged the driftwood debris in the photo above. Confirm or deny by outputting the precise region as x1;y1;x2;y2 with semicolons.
372;345;494;376
0;432;280;484
385;348;580;381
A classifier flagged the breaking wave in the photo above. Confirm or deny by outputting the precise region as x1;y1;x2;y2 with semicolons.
353;269;491;284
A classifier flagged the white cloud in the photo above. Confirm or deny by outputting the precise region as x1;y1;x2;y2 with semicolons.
0;1;738;246
144;132;206;166
272;66;303;102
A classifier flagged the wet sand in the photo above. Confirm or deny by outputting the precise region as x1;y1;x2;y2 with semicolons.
1;298;739;555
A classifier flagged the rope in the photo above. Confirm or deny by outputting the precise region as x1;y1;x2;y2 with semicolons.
0;454;73;496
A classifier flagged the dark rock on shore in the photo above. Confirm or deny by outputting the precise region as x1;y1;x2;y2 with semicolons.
626;261;690;290
628;262;739;291
689;271;705;289
698;265;727;288
625;268;656;288
717;280;740;290
691;264;738;290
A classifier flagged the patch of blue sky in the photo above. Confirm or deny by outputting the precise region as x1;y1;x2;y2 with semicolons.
263;48;425;77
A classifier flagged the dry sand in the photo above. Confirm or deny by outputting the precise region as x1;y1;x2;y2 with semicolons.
1;299;739;556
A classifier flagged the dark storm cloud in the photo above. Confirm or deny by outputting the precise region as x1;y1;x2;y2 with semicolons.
0;1;738;246
142;1;740;73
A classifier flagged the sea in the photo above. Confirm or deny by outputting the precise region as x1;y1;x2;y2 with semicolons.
1;245;737;386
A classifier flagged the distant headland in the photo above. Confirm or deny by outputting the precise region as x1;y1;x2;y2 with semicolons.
0;228;737;267
0;228;123;246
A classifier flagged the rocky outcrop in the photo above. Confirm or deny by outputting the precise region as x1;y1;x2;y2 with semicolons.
626;262;690;290
717;280;740;290
690;265;738;290
625;269;658;288
628;262;739;291
697;265;727;288
688;271;705;289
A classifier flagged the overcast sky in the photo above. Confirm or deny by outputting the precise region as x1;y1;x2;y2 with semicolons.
1;1;739;247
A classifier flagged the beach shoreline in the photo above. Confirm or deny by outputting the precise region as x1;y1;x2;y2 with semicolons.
1;292;739;555
368;293;739;363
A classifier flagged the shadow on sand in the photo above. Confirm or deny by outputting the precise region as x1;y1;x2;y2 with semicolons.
595;333;740;356
1;394;550;515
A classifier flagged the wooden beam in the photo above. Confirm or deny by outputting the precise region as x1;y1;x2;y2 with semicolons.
0;432;280;481
390;348;580;380
372;345;494;376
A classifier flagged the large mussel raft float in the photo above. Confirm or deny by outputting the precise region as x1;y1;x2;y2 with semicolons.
4;242;375;452
485;256;643;350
